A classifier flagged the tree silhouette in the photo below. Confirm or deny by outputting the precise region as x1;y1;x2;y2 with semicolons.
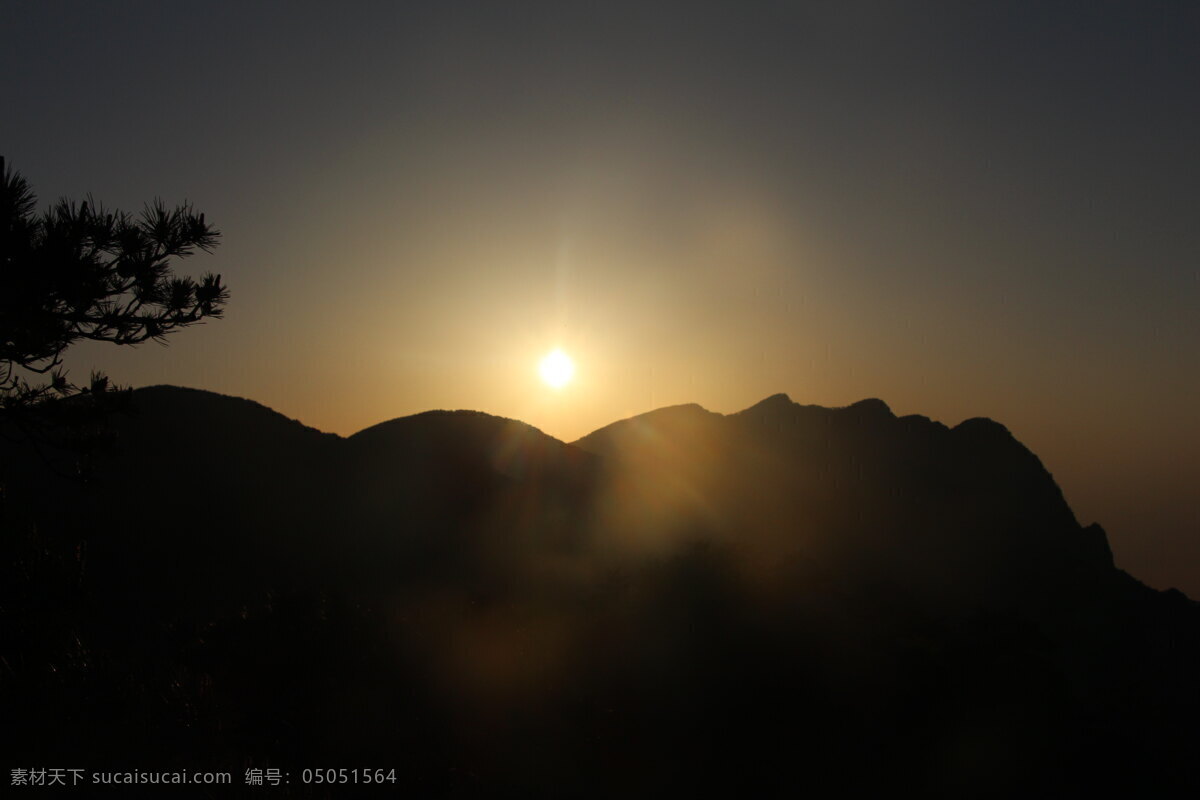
0;156;229;418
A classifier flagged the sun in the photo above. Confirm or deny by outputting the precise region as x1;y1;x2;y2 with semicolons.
538;348;575;389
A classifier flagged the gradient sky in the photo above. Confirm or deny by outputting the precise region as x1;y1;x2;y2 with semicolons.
4;1;1197;594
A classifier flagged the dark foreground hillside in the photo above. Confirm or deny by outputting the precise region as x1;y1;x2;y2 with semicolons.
2;386;1197;796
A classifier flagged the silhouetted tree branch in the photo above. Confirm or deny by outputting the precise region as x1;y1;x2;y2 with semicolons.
0;156;229;425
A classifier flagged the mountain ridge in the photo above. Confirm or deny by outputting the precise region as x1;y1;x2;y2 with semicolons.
4;382;1197;794
118;385;1129;580
112;385;1135;586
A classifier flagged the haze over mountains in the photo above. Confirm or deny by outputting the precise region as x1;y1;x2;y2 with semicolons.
3;386;1198;795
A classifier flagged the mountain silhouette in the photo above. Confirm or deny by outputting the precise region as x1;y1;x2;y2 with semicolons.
2;386;1197;795
575;393;1115;605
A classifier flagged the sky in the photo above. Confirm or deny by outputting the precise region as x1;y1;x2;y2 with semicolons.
3;1;1197;594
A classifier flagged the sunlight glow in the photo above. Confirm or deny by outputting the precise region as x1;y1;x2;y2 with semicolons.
539;349;575;389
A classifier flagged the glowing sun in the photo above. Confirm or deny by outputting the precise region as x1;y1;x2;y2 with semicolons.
539;348;575;389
